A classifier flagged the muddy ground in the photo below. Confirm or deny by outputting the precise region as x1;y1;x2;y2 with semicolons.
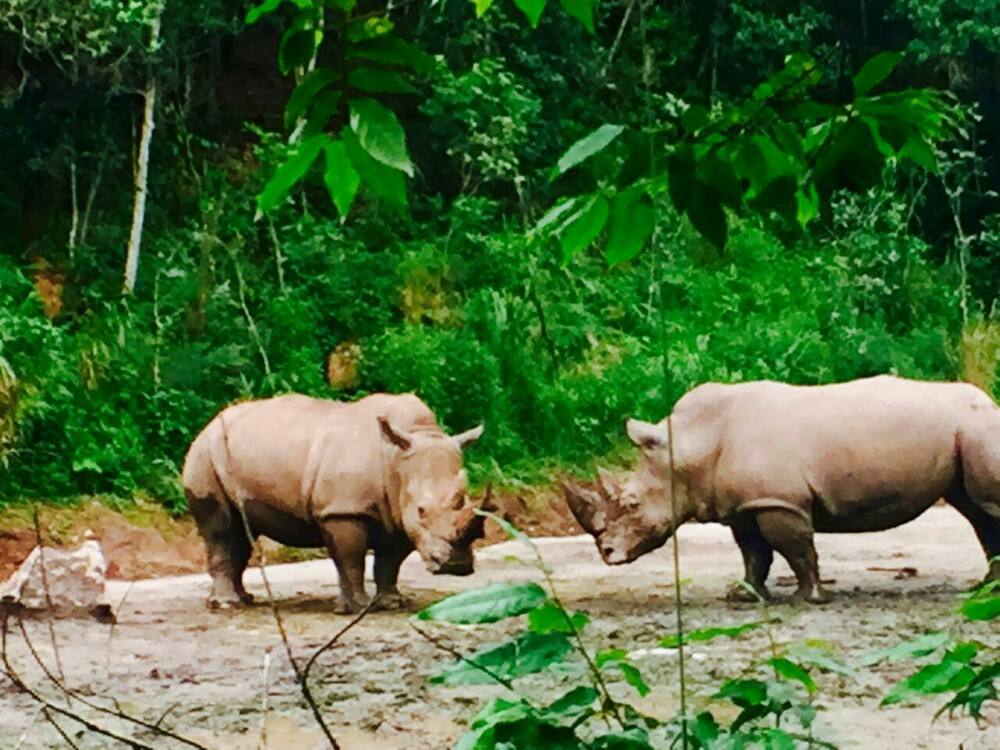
0;505;998;749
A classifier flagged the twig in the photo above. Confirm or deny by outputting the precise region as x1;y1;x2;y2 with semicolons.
258;650;271;750
410;623;515;691
2;612;158;750
43;708;82;749
302;599;375;687
31;505;66;688
234;502;340;750
15;618;209;749
105;581;136;678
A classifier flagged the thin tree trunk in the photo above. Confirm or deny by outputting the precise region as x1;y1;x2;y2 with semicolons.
68;160;78;259
123;11;163;295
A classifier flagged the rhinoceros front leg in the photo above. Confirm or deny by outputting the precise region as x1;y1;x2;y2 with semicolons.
322;517;371;614
372;542;413;611
727;523;774;602
756;508;830;604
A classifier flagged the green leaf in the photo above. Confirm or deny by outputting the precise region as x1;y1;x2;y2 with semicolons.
853;51;903;97
513;0;548;26
279;26;320;75
558;195;609;262
246;0;282;25
604;191;654;266
348;67;418;94
471;0;495;17
430;631;572;685
686;182;727;249
347;36;434;73
341;128;407;209
792;703;817;729
617;662;650;697
899;136;938;172
284;69;340;130
760;728;797;750
660;622;759;649
257;133;328;213
535;198;579;233
861;631;949;666
595;648;628;668
323;140;360;219
769;658;817;694
681;104;709;133
558;0;596;34
301;89;341;136
417;582;547;624
715;678;769;708
542;686;599;724
349;98;413;176
475;509;534;548
552;124;624;179
961;593;1000;622
882;658;977;706
786;643;856;677
528;602;590;634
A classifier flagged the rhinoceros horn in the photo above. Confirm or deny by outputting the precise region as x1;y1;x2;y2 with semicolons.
455;485;494;544
596;468;619;499
563;480;606;535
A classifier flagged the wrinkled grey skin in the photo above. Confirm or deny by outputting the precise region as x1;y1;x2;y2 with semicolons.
566;376;1000;603
183;393;492;613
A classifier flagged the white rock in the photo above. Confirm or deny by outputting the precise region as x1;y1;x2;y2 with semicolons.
0;537;112;620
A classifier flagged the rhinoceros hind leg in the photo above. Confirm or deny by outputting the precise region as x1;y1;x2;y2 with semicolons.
728;523;774;602
322;517;372;614
190;495;253;610
946;491;1000;583
755;508;829;604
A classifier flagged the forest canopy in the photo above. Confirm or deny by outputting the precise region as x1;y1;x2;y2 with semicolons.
1;0;999;507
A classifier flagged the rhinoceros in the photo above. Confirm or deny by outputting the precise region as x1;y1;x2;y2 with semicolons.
564;375;1000;603
182;393;489;612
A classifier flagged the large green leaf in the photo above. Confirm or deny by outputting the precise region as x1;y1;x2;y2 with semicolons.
301;89;341;136
769;657;817;694
591;727;653;750
257;133;328;213
430;631;572;685
853;51;903;97
558;0;596;34
541;686;598;724
882;658;977;705
284;68;339;130
323;140;360;219
860;631;949;666
246;0;281;25
715;678;769;708
660;622;759;648
686;181;727;250
528;602;590;634
604;191;654;266
552;124;624;178
558;195;609;262
349;98;413;176
347;36;434;73
341;128;407;209
471;0;495;17
513;0;548;27
348;67;418;94
417;581;547;624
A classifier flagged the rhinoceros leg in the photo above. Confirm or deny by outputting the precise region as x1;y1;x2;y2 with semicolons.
322;517;371;614
946;491;1000;583
755;509;829;604
190;494;253;609
727;523;774;602
373;542;413;610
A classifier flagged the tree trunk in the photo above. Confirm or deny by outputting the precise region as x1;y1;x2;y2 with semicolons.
123;11;162;295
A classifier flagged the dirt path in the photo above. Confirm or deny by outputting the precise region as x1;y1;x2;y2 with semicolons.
1;506;997;749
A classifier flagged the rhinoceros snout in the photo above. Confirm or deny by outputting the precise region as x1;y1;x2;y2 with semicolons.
426;550;474;576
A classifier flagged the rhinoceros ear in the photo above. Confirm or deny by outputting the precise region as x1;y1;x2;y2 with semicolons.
452;424;484;449
625;418;669;451
378;416;413;451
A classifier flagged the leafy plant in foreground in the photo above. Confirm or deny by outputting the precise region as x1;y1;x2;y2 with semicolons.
878;570;999;721
416;514;834;749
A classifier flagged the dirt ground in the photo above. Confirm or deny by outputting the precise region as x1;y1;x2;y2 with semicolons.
0;505;998;749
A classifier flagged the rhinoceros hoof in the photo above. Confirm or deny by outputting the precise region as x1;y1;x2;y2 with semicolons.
725;584;769;603
335;596;371;615
373;592;410;611
790;587;832;605
206;596;246;611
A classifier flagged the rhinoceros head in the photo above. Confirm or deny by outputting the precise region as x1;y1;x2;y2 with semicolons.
564;418;689;565
379;417;491;576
